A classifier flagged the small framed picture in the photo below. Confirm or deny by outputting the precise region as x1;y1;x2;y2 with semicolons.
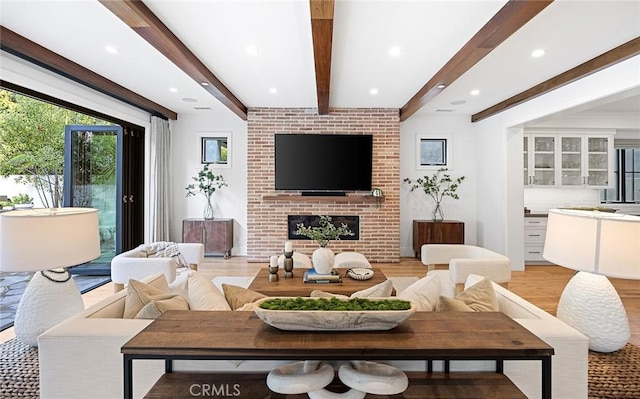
416;134;452;170
201;133;231;167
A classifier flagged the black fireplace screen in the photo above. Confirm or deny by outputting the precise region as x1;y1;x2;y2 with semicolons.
287;215;359;241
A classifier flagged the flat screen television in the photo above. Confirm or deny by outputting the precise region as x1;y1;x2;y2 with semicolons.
275;134;373;192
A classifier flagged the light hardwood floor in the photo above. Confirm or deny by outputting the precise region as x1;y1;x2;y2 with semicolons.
2;257;638;347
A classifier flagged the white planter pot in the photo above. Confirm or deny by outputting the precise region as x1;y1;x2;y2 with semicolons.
312;247;335;275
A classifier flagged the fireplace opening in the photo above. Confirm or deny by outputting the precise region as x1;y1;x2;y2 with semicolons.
287;215;359;241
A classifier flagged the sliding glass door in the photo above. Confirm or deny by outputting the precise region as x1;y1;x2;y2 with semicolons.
64;125;121;272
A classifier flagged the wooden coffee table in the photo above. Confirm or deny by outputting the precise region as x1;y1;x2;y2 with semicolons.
247;267;393;297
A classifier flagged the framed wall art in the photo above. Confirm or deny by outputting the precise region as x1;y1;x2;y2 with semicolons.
416;134;452;170
201;133;231;167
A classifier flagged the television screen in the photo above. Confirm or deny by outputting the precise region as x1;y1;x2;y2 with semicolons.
275;134;373;192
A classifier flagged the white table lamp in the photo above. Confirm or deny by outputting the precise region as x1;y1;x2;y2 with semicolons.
543;209;640;352
0;208;100;346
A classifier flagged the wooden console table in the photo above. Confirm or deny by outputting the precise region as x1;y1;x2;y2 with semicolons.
413;219;465;258
123;311;553;399
182;218;233;258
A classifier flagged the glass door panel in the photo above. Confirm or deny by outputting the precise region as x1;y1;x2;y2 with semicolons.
561;137;582;185
64;125;122;273
534;137;554;152
587;137;609;187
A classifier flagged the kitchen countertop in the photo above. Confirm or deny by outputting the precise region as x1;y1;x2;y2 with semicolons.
524;212;548;218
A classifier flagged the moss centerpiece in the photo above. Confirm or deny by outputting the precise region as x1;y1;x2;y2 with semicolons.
254;297;416;331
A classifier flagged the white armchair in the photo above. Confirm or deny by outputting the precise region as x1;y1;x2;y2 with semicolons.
421;244;511;294
110;243;204;292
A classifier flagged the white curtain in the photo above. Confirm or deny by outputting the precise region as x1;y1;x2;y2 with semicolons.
149;116;171;242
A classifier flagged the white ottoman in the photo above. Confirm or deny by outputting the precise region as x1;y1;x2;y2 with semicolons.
334;252;371;269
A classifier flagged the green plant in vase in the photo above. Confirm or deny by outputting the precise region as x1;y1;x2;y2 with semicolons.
185;164;227;220
404;168;465;222
295;215;354;274
295;215;354;248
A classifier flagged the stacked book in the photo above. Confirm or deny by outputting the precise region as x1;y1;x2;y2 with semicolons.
303;269;342;284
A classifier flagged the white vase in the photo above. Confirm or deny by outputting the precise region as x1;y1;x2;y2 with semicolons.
312;247;335;275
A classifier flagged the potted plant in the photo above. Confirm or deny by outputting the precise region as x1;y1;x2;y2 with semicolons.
404;168;465;222
295;215;354;274
0;200;14;210
185;164;227;220
11;193;34;209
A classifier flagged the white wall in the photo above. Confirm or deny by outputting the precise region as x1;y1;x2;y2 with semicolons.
169;113;248;256
399;114;478;257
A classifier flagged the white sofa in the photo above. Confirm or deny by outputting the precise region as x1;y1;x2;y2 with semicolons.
110;242;204;292
38;273;588;399
421;244;512;294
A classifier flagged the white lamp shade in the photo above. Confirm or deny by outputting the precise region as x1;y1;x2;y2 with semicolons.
0;207;100;272
543;209;640;279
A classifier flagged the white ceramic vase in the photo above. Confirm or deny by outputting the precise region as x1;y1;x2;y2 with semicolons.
312;247;335;275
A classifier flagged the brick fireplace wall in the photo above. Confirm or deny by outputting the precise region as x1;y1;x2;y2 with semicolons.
247;108;400;262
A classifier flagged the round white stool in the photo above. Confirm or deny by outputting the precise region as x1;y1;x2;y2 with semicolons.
266;360;334;394
338;361;408;395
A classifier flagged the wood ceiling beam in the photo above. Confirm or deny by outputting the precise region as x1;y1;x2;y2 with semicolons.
400;0;553;122
0;26;178;120
472;36;640;122
99;0;247;121
310;0;335;115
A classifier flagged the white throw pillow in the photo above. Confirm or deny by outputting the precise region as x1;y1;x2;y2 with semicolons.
168;270;192;299
187;271;231;311
397;274;441;312
309;280;394;299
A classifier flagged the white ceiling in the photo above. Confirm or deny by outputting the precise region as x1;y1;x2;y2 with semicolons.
1;0;639;119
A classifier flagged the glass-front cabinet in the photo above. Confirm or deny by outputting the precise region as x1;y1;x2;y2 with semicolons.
524;135;556;186
587;137;611;186
524;130;614;188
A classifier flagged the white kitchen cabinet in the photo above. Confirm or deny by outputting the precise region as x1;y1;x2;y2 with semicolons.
524;130;614;188
524;135;556;187
524;217;548;263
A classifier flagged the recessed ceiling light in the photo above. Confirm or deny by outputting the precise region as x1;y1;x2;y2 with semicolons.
269;87;278;94
169;88;178;93
369;88;379;95
245;44;259;55
437;84;446;89
182;98;198;103
105;46;119;54
470;89;480;96
389;46;403;57
531;48;546;58
451;100;466;105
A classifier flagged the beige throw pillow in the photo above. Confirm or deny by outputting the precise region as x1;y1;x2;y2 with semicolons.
397;274;441;311
187;271;231;311
349;279;394;298
135;295;190;319
310;290;349;299
123;279;177;319
437;277;499;312
222;284;267;310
